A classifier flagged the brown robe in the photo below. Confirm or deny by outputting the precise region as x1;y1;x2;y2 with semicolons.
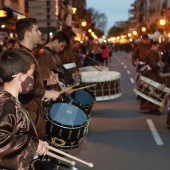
19;44;46;140
132;43;150;66
140;49;163;111
59;47;83;68
0;91;38;170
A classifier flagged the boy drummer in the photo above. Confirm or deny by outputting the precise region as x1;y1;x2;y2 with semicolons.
0;48;48;169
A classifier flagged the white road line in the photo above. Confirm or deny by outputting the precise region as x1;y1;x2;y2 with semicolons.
121;62;124;65
127;70;130;74
130;77;135;84
147;119;164;146
124;65;127;68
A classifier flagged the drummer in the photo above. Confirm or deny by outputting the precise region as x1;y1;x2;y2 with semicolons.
140;40;165;115
38;31;75;94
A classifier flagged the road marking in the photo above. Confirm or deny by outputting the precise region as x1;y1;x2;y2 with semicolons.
130;77;135;83
124;65;127;68
127;70;130;74
147;119;164;145
121;62;124;65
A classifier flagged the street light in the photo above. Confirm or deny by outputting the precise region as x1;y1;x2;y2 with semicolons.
142;27;146;32
160;19;166;26
72;7;77;14
81;21;87;27
132;31;137;36
88;29;92;33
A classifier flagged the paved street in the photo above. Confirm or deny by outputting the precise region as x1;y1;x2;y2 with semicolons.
56;51;170;170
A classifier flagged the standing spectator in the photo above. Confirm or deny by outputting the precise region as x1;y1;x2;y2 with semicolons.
107;43;113;62
101;44;109;67
89;44;103;64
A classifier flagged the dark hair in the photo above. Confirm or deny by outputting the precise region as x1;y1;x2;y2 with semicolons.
150;40;159;46
52;31;69;44
0;48;35;82
141;34;148;39
15;18;38;41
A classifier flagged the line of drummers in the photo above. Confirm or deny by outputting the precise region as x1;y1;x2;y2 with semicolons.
132;34;170;127
0;18;96;170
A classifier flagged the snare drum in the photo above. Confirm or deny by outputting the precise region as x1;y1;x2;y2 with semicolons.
134;76;170;106
79;71;121;101
65;89;95;116
45;101;88;149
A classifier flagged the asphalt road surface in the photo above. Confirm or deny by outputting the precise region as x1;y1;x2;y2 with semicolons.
53;51;170;170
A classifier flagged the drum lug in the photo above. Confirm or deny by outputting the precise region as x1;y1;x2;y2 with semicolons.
59;128;62;136
52;137;66;146
68;129;72;140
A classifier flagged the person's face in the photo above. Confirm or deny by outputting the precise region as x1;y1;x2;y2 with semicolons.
142;38;149;44
26;64;35;77
29;24;42;45
53;40;67;53
18;64;35;93
70;36;75;46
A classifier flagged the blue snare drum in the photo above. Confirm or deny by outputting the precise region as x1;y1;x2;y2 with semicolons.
45;101;88;149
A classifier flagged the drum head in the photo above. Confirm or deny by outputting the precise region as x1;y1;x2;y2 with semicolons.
66;89;95;105
49;102;87;126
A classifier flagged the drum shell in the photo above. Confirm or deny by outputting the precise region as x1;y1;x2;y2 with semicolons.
79;71;121;101
45;101;88;149
134;76;170;106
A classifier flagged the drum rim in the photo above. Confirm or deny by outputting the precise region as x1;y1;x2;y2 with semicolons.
66;89;96;106
45;101;88;128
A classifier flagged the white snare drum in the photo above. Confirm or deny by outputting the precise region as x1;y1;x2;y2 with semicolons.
134;76;170;106
80;71;121;101
79;65;109;72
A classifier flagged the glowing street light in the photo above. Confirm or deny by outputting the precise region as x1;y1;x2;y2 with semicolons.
133;30;137;36
88;29;92;33
81;21;87;27
128;33;132;37
72;7;77;14
160;19;166;26
142;27;146;32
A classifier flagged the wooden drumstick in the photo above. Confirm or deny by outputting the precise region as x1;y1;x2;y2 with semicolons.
47;145;93;168
59;82;80;94
73;84;96;92
44;82;80;102
46;151;76;166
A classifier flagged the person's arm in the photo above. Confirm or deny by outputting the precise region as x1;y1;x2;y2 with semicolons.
65;5;72;27
132;46;139;67
62;5;73;34
0;100;38;169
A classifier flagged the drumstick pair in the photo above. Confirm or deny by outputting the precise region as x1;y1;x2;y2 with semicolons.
46;145;93;168
44;82;80;103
